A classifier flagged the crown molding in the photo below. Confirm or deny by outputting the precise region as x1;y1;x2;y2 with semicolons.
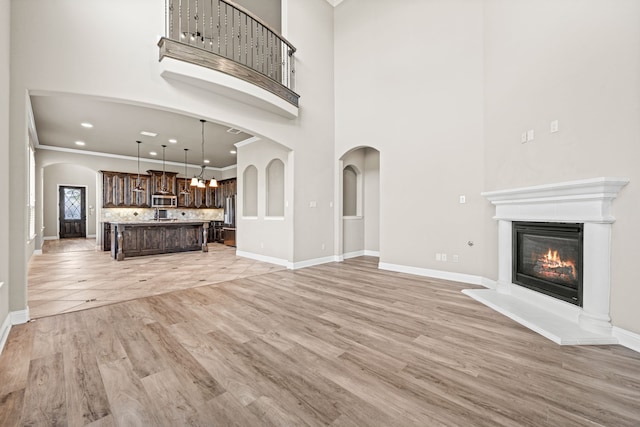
36;144;232;172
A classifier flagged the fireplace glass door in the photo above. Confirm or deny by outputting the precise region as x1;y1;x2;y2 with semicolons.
512;222;583;306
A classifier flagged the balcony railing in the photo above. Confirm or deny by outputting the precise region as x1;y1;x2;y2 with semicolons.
160;0;299;107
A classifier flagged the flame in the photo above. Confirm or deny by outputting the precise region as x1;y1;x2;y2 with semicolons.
540;248;576;279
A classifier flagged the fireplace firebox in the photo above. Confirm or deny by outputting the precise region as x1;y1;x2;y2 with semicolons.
512;222;583;306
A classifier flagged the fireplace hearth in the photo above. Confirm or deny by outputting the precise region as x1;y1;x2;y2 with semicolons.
513;222;583;306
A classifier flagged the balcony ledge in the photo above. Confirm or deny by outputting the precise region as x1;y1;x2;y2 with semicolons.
158;38;299;119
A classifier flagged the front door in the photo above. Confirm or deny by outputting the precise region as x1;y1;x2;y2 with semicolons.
59;186;86;238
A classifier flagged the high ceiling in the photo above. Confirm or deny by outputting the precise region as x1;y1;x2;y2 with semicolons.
30;95;253;169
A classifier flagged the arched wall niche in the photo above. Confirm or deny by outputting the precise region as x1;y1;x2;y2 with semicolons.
266;158;285;217
243;165;259;217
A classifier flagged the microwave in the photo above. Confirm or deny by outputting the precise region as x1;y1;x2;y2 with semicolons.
151;194;177;208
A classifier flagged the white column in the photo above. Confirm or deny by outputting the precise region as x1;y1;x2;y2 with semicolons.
497;219;512;294
578;222;613;335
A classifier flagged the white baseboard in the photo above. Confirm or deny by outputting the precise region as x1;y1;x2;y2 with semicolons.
11;308;30;325
0;310;10;356
291;256;338;270
87;234;96;239
236;250;340;270
235;250;291;268
33;249;43;255
613;327;640;354
43;236;59;241
342;250;380;260
343;250;364;260
378;262;485;286
0;307;30;356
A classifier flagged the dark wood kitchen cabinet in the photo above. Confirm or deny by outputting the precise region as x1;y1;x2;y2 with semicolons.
101;170;235;210
102;171;128;207
212;178;237;208
102;171;152;208
176;178;193;208
128;174;151;207
102;222;111;251
147;170;178;196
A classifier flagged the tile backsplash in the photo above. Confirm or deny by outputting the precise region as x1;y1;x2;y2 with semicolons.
101;208;224;222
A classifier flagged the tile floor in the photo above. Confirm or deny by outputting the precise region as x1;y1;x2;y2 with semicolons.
28;238;285;318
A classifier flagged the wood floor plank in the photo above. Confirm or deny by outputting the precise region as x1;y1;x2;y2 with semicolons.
2;255;640;426
21;353;67;426
0;389;25;427
108;304;169;379
142;321;225;401
0;324;35;397
97;357;163;426
62;330;111;426
139;368;203;425
80;307;128;365
193;391;266;427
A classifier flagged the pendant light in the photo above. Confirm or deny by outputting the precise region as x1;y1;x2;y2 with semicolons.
190;119;218;188
133;140;144;192
180;148;191;195
159;144;169;194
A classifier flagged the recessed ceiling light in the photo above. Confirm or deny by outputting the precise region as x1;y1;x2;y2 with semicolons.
149;151;157;156
140;131;158;137
203;159;210;164
80;122;93;128
168;139;177;144
75;141;86;146
227;128;241;134
230;150;237;154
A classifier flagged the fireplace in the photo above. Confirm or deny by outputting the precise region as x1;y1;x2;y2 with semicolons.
512;222;583;306
468;177;629;345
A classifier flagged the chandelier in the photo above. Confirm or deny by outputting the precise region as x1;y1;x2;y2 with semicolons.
190;119;218;188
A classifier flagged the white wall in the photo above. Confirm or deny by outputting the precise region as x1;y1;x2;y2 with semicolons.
335;0;486;275
363;148;380;253
42;164;98;239
0;0;10;335
9;0;335;312
237;139;292;261
286;0;336;263
483;0;640;334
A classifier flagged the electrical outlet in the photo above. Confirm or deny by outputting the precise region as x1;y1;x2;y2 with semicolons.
453;254;459;263
441;253;447;262
527;129;535;141
459;195;466;204
435;253;441;261
550;120;559;133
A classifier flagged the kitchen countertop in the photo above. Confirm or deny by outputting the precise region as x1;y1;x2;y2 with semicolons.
108;220;212;226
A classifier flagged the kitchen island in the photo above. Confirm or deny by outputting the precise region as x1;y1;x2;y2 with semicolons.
110;220;210;261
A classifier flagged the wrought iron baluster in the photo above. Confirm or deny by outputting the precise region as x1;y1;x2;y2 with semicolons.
179;0;183;40
164;0;297;98
187;0;190;43
209;0;213;49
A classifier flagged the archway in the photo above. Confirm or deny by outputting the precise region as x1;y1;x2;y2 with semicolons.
338;147;380;260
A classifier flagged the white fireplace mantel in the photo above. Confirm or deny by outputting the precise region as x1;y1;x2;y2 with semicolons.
464;177;629;345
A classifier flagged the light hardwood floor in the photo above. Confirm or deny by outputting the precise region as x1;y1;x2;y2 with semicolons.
3;256;640;426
